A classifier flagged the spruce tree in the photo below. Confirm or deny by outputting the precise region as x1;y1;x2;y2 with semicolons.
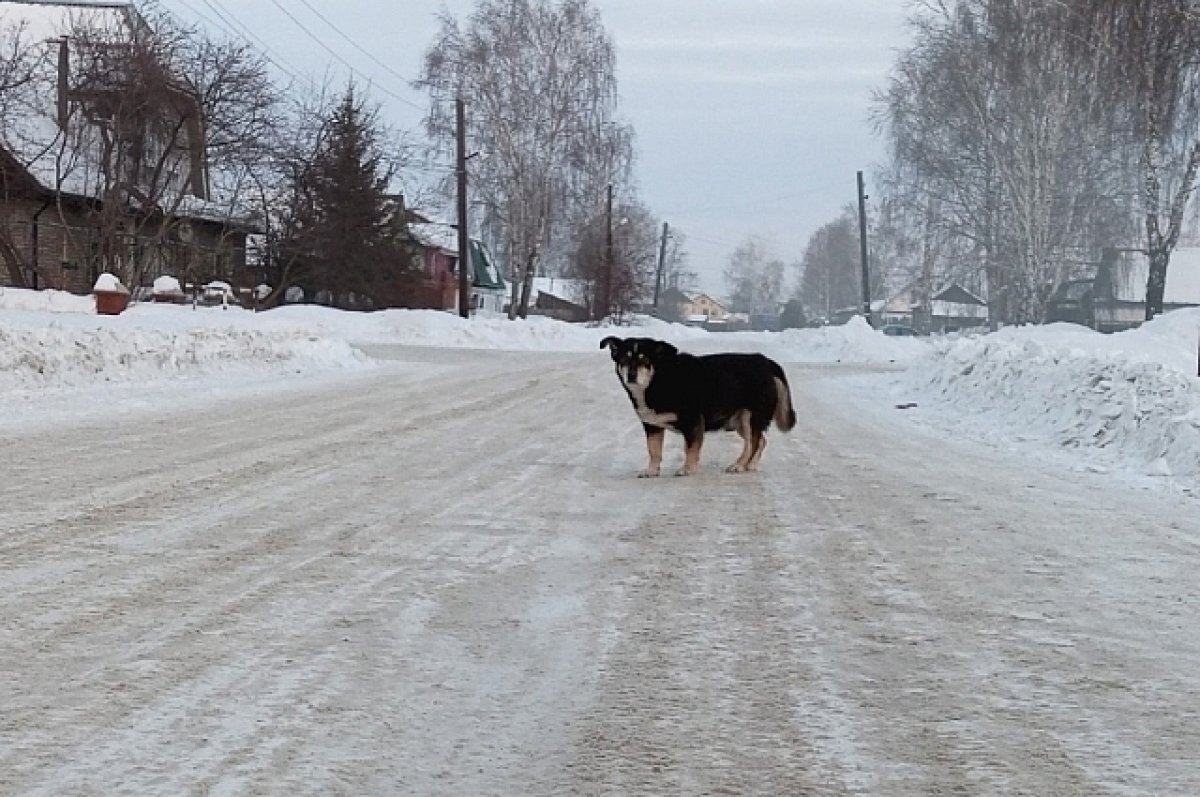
284;87;419;308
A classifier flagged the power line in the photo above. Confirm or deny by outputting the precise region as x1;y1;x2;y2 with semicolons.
204;0;307;78
179;0;303;81
265;0;427;113
294;0;416;89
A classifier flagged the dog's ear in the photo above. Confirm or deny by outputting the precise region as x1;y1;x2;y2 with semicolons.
651;340;678;358
600;336;622;360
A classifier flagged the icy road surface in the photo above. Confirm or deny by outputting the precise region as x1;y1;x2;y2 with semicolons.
2;345;1198;795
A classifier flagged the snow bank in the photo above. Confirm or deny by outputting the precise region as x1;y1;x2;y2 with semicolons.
897;309;1200;480
774;316;924;365
364;309;606;351
0;287;94;314
0;289;932;399
0;293;369;393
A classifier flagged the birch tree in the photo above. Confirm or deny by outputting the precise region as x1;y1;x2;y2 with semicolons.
1077;0;1200;319
877;0;1135;324
416;0;629;318
797;209;874;322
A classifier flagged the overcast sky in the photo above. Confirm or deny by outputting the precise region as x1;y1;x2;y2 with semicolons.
160;0;910;297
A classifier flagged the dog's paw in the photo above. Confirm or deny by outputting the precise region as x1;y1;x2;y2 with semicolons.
637;468;661;478
725;463;746;473
674;466;698;477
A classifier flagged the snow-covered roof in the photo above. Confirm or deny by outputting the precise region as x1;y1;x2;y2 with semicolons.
688;292;725;308
933;284;986;306
2;1;134;39
532;277;586;304
408;221;458;254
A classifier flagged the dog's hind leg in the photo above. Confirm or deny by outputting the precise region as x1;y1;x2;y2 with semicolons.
640;424;665;478
677;422;704;476
747;432;767;470
726;411;755;473
745;414;771;470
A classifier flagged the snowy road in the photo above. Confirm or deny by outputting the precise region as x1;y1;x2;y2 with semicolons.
2;345;1199;795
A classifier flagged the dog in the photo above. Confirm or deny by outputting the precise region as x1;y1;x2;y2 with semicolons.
600;336;796;477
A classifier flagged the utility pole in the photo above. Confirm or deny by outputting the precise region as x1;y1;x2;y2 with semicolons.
857;170;872;326
654;221;669;310
603;182;614;321
455;97;470;319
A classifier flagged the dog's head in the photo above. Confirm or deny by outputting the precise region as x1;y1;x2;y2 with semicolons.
600;336;679;387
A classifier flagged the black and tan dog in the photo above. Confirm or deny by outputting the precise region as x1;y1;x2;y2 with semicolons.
600;336;796;477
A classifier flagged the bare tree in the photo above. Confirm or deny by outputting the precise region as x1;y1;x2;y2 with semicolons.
0;17;39;285
1076;0;1200;319
0;18;36;117
658;228;697;295
570;196;658;321
416;0;629;319
0;4;277;289
876;0;1137;325
723;236;785;316
797;209;872;322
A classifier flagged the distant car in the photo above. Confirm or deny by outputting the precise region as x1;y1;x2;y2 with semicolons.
880;323;917;337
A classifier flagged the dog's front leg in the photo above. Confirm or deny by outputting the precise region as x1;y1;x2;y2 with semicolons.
640;424;665;477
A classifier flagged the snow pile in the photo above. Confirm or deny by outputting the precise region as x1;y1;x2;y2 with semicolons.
357;309;719;352
93;272;128;293
0;288;935;399
0;287;94;314
898;310;1200;479
153;275;182;294
0;295;369;393
363;309;606;351
152;275;185;300
775;316;924;365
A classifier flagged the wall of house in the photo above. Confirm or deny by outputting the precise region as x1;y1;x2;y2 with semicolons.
0;198;100;293
472;287;506;314
0;199;34;286
685;295;727;319
408;249;456;310
1;198;250;294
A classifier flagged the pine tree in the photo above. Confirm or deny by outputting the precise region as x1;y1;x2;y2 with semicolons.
282;87;419;308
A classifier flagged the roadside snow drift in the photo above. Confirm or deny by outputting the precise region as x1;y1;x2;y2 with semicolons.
892;309;1200;483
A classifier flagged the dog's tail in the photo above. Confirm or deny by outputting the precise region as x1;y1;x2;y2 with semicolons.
770;360;797;432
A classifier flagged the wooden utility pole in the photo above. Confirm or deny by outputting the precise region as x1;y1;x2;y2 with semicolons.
455;98;470;318
857;170;872;326
602;182;614;321
654;221;669;309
